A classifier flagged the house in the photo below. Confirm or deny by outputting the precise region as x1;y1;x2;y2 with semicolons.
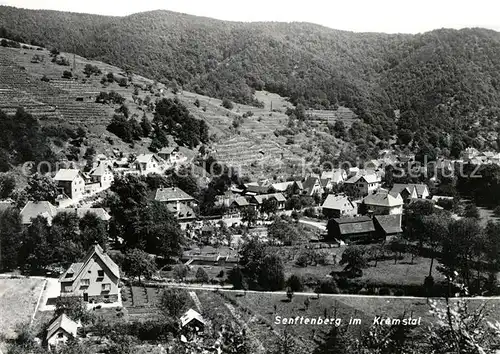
228;197;250;217
155;187;197;222
271;181;294;193
180;309;206;332
374;214;403;241
20;201;58;225
167;203;197;223
157;146;177;164
362;191;404;215
320;169;347;190
155;187;196;206
326;216;377;244
134;154;165;175
251;193;286;211
244;182;271;196
89;162;114;190
46;314;80;351
53;169;86;201
321;194;356;218
59;244;120;303
302;176;324;197
390;184;430;202
344;173;381;198
57;208;111;222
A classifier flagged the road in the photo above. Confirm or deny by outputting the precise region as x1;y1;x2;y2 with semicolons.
144;281;500;301
299;218;327;231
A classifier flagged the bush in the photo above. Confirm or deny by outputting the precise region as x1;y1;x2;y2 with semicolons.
62;70;73;79
286;274;304;292
378;287;391;296
316;279;339;294
222;98;234;110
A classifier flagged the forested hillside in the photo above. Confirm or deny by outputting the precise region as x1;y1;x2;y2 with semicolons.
1;6;500;150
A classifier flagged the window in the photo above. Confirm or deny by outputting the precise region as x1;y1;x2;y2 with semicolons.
57;332;64;338
63;286;72;293
65;273;73;278
81;279;90;286
101;283;111;291
97;270;104;277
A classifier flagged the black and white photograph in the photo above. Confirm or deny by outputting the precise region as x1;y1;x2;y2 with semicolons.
0;0;499;353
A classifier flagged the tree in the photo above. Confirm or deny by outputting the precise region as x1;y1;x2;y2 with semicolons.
286;287;294;302
257;254;285;291
140;114;152;137
51;211;83;263
339;246;367;277
421;213;450;277
228;266;246;290
222;98;234;109
173;264;188;282
123;248;157;282
0;173;16;199
79;212;108;250
241;206;257;227
195;267;209;284
313;325;351;354
262;198;278;216
26;173;59;203
20;216;53;270
159;288;188;317
463;203;480;219
54;297;94;324
286;274;304;292
441;218;482;291
0;207;22;270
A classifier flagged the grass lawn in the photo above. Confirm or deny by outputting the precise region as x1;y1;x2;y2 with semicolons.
353;254;445;286
0;277;45;348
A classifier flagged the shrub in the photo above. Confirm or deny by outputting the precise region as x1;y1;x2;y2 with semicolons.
62;70;73;79
378;287;391;296
222;98;234;110
286;274;304;292
316;279;339;294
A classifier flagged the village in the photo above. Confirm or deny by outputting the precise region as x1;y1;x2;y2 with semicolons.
1;14;500;353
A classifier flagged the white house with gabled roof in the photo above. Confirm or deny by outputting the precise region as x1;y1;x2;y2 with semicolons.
53;169;86;201
59;244;120;304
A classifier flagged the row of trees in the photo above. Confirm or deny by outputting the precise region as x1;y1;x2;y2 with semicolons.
0;208;107;272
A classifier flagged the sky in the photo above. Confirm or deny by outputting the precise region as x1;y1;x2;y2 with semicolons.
0;0;499;34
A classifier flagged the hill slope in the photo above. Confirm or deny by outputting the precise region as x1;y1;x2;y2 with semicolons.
1;6;500;151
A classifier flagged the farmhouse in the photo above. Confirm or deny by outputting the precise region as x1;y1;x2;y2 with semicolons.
133;154;165;175
362;191;404;215
251;193;286;211
302;176;324;197
320;169;347;190
373;214;403;241
157;146;177;163
321;194;356;218
20;201;58;225
89;162;114;190
59;244;120;303
344;173;381;198
53;169;86;201
390;184;430;202
46;314;80;351
326;216;377;243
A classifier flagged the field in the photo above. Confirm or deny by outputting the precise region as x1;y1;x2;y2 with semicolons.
0;277;45;344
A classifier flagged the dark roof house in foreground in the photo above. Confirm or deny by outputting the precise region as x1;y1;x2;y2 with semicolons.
326;216;378;243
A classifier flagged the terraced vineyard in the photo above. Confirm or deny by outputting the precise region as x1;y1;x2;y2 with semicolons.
308;107;359;126
0;47;113;125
